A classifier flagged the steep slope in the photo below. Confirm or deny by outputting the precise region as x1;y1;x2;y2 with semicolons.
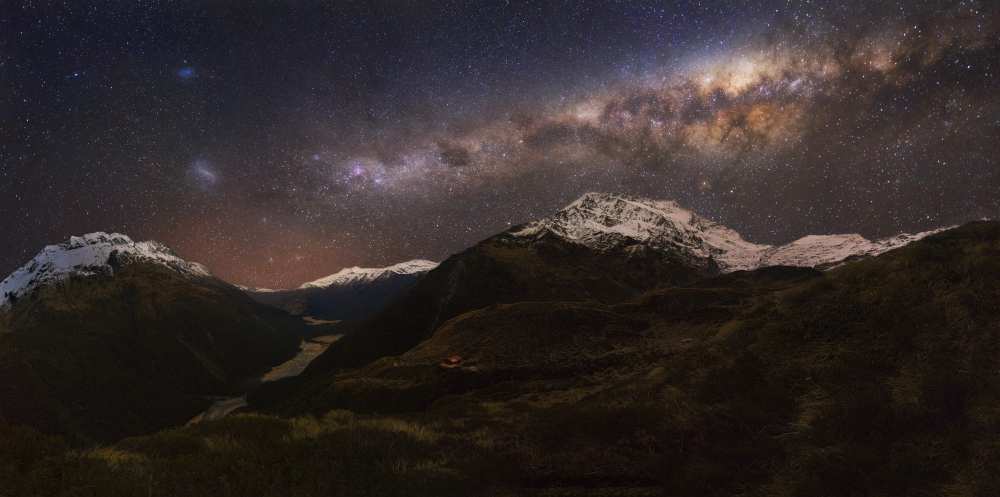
304;216;711;373
246;260;437;320
252;222;1000;496
510;192;767;271
0;233;303;442
304;192;945;375
4;223;999;496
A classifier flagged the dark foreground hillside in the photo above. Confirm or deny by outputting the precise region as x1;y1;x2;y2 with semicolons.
0;263;304;443
307;227;711;373
4;222;1000;496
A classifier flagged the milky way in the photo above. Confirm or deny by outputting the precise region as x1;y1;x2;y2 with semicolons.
4;1;999;287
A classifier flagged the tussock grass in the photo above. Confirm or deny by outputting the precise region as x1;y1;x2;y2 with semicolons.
1;410;508;497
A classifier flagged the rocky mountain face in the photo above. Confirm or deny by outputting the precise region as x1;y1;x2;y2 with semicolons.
511;192;946;271
0;233;303;442
245;260;438;321
509;193;766;271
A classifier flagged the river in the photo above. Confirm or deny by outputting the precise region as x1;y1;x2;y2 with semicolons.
187;334;341;424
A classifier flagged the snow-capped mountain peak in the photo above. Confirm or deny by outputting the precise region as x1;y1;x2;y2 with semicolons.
1;232;209;307
511;192;948;272
512;192;768;270
298;259;438;289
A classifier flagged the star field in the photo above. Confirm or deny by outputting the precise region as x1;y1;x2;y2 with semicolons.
3;0;998;287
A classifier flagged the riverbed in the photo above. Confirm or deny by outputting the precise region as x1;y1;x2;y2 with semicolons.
188;334;341;424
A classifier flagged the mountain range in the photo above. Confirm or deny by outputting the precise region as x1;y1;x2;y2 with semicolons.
511;193;946;271
299;192;946;373
0;193;940;316
243;259;438;321
247;219;1000;497
4;193;996;497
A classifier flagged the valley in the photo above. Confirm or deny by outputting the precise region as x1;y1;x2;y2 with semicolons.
1;194;998;496
189;333;343;424
10;2;998;495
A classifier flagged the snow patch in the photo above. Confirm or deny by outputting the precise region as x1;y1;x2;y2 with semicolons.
298;259;438;289
511;192;949;272
235;284;279;293
0;232;209;307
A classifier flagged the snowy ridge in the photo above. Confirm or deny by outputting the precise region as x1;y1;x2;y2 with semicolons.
0;232;209;307
235;284;279;293
512;193;948;272
298;259;438;289
756;231;947;269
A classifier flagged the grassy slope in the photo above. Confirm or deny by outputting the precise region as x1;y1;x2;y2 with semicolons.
306;231;710;374
0;411;512;497
4;222;1000;496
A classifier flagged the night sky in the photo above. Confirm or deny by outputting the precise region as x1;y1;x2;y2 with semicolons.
4;1;999;288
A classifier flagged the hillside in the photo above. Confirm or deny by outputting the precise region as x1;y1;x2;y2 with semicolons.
304;193;943;375
5;221;999;496
304;223;710;374
0;235;304;442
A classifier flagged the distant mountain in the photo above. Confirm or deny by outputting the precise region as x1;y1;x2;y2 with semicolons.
0;233;302;442
244;260;437;321
302;192;947;375
511;192;947;271
509;192;765;271
299;260;438;289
